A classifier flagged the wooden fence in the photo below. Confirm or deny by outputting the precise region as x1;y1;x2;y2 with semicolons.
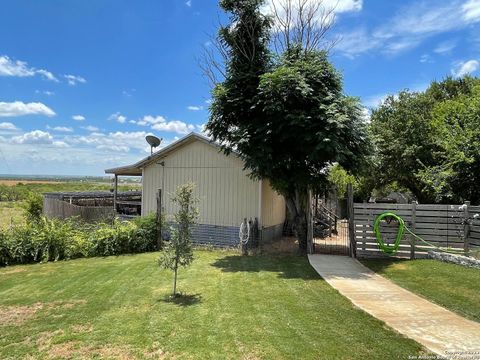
43;197;115;223
352;202;480;259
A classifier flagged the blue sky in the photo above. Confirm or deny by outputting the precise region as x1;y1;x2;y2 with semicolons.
0;0;479;176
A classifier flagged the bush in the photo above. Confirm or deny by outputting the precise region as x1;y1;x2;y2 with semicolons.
0;214;161;267
23;193;43;222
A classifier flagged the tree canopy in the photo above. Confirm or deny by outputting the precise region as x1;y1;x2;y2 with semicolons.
206;0;370;252
369;76;480;204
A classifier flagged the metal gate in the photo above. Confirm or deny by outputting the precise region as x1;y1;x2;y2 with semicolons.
311;186;353;256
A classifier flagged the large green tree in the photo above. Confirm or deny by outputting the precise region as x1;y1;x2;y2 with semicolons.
207;0;369;253
369;76;480;204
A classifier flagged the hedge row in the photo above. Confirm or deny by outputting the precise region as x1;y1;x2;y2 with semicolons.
0;214;159;267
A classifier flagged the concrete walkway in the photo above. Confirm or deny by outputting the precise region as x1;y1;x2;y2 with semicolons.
308;254;480;358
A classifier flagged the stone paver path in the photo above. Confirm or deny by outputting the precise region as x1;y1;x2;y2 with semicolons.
308;254;480;358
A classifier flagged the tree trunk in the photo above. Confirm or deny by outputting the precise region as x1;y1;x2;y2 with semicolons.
173;253;179;296
285;188;309;255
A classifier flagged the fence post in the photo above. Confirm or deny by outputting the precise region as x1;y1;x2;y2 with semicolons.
156;189;163;250
307;189;314;254
410;201;416;260
347;184;356;258
463;201;471;254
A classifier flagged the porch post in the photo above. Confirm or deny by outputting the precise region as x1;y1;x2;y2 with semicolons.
113;174;118;212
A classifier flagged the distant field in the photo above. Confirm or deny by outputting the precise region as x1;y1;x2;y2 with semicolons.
0;179;140;228
0;180;63;186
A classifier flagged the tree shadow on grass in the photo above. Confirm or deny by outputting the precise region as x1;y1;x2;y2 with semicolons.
211;254;321;281
160;293;202;307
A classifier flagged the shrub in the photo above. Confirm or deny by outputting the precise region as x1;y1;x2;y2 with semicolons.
0;213;160;267
23;193;43;222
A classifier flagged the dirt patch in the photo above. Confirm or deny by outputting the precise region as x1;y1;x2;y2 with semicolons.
48;341;81;359
0;300;87;327
390;262;409;271
36;329;65;351
0;267;26;275
54;300;87;309
71;324;93;333
143;342;167;359
0;303;44;326
46;342;138;360
235;340;261;360
260;236;299;255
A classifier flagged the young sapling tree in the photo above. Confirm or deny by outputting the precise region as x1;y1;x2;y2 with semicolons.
158;183;198;296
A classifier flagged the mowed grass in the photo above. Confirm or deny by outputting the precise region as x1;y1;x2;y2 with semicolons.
362;258;480;322
0;251;426;359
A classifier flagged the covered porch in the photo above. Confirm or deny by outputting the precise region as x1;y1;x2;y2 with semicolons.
105;164;143;217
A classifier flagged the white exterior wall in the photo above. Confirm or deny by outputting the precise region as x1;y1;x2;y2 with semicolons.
261;179;286;227
142;139;260;227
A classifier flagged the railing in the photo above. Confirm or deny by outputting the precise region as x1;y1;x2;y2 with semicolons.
314;203;338;236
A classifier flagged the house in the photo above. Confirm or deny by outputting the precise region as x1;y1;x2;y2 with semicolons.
105;133;286;247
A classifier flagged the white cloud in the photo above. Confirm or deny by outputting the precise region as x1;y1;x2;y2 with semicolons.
35;69;59;82
263;0;362;17
360;107;371;122
108;112;127;124
72;115;86;121
81;125;100;132
97;144;130;152
12;130;54;145
420;54;434;63
463;0;480;22
263;0;362;35
452;59;480;77
36;90;55;96
71;130;156;153
53;141;69;148
0;55;58;81
187;105;203;111
47;126;73;133
0;101;56;117
0;55;35;77
186;0;192;7
135;115;195;134
335;1;480;58
152;120;195;134
362;93;389;109
434;40;457;54
122;89;136;97
64;74;86;86
0;122;18;130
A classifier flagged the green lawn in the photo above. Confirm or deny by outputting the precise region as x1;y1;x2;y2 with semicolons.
362;258;480;322
0;251;426;359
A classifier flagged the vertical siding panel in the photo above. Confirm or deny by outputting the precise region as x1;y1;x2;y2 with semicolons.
141;138;263;227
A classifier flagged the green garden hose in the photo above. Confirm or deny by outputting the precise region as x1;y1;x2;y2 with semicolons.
373;211;465;255
373;212;405;254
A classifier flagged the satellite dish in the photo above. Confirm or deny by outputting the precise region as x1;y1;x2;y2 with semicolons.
146;135;162;155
